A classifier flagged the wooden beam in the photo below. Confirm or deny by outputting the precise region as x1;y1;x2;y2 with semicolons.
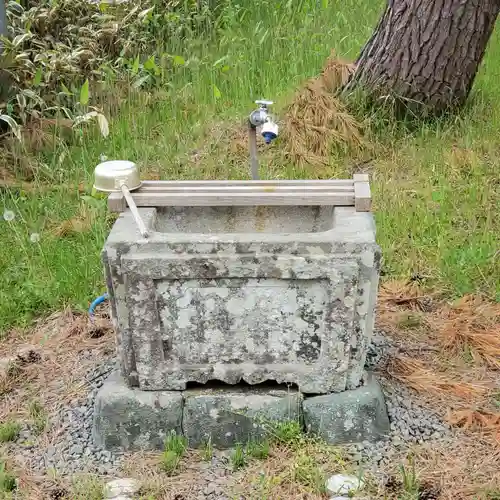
108;191;127;212
137;179;354;189
108;191;355;211
353;173;372;212
106;177;372;212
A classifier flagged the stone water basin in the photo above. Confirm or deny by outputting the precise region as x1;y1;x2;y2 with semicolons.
103;204;380;394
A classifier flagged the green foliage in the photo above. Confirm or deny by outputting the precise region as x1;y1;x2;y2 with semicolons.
268;420;303;445
164;430;188;456
246;439;270;460
230;443;246;470
160;431;187;475
160;450;181;476
28;399;47;435
399;457;420;500
0;0;222;128
0;462;16;493
0;421;20;443
70;475;104;500
292;454;326;494
202;437;213;461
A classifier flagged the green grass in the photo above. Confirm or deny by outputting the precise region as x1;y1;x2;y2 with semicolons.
28;400;48;436
0;0;499;332
160;431;188;475
202;437;213;462
246;439;270;460
268;420;303;445
0;421;21;443
230;443;246;471
292;453;326;494
399;459;420;500
0;462;16;493
69;475;105;500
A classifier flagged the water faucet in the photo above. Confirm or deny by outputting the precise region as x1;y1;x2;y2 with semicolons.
249;100;279;143
248;99;279;180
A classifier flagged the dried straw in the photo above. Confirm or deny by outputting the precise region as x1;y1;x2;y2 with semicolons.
386;355;490;402
282;51;364;166
432;295;500;368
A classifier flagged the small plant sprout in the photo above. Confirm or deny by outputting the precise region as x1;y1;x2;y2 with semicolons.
400;456;420;499
269;420;303;445
230;443;246;470
292;454;326;494
160;450;180;476
160;431;187;475
202;437;213;461
0;462;16;492
164;430;187;456
0;421;21;443
28;399;48;435
246;439;270;459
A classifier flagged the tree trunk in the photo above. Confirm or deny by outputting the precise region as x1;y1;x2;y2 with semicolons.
347;0;500;114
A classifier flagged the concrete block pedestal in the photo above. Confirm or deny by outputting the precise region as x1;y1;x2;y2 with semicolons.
92;371;390;451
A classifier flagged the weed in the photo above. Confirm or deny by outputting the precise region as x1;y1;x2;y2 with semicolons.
202;437;213;462
492;391;500;408
160;450;181;476
160;431;187;476
70;475;104;500
0;421;21;443
0;462;16;493
164;430;187;456
0;360;23;396
399;457;420;499
268;420;303;445
292;453;326;494
246;439;270;460
159;450;180;476
28;399;48;435
230;443;246;471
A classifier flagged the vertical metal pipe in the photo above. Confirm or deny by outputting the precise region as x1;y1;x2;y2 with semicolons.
0;0;8;54
249;123;259;180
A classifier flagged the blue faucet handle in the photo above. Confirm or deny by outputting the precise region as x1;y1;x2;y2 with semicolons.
262;131;277;144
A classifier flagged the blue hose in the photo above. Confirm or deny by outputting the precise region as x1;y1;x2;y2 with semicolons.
89;293;109;317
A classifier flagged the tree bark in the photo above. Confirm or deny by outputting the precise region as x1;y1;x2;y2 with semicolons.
347;0;500;114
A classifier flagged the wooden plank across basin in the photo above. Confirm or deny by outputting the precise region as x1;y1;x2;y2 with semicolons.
108;175;371;212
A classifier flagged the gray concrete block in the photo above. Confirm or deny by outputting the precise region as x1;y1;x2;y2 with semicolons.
303;373;389;444
92;371;183;451
104;205;380;394
183;387;303;448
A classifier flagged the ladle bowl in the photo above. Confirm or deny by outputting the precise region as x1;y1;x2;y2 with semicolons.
93;160;148;238
93;160;141;192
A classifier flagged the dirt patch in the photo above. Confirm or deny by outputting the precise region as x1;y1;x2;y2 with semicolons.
0;309;113;420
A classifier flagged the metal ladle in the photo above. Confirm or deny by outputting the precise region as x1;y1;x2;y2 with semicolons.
93;160;149;238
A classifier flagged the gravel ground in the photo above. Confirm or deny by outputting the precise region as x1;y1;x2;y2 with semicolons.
14;359;124;476
344;331;454;475
8;329;454;498
342;377;453;472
